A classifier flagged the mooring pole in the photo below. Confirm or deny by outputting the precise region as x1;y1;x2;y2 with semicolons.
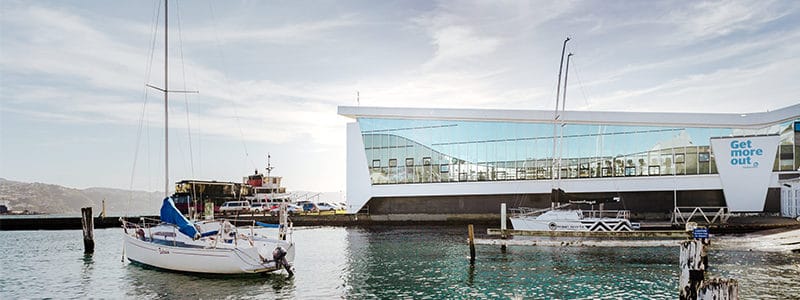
468;224;476;263
679;239;707;299
500;203;508;252
81;207;95;254
698;278;739;299
500;203;507;237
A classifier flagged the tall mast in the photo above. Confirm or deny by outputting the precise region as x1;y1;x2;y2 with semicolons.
164;0;169;198
557;53;574;202
146;0;196;198
551;37;570;209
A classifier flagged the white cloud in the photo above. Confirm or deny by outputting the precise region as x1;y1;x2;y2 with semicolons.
666;0;794;43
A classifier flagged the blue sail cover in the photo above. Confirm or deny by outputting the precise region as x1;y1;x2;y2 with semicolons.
159;197;200;239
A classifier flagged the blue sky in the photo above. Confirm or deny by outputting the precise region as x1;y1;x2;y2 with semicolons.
1;0;799;194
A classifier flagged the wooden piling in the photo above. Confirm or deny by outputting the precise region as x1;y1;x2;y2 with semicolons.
679;239;707;300
81;207;95;254
697;278;739;300
500;203;507;251
468;224;475;263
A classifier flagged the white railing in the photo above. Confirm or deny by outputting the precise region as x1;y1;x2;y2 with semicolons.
672;206;730;225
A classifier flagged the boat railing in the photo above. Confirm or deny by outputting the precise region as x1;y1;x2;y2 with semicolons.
580;210;631;220
510;203;573;217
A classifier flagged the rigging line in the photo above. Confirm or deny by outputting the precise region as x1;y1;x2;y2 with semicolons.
571;57;592;108
176;0;195;179
128;0;163;215
207;2;256;171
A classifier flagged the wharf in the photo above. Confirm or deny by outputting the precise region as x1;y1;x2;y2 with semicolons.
2;213;799;231
0;215;157;230
486;228;692;239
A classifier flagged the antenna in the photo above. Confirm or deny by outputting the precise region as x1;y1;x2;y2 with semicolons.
357;91;360;106
266;153;274;178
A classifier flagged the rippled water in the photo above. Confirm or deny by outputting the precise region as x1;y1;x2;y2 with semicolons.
1;225;798;299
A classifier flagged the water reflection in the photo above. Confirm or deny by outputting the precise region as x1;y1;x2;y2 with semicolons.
79;253;94;297
122;262;296;299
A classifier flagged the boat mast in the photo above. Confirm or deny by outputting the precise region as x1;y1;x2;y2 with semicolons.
551;37;570;209
164;0;169;198
146;0;196;199
266;154;274;202
557;53;574;208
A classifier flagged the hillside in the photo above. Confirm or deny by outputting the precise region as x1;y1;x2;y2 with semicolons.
0;178;162;215
0;178;346;215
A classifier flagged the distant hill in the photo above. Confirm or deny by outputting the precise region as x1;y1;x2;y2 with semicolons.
0;178;162;215
0;178;347;215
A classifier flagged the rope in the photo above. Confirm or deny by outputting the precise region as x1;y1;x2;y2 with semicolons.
175;0;195;179
127;0;163;216
207;2;256;171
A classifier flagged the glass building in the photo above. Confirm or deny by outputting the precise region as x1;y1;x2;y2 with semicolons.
339;105;800;218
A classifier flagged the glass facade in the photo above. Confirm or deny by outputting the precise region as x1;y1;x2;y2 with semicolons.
358;118;800;185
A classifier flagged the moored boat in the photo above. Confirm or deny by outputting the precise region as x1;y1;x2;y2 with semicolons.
510;205;638;232
122;198;294;275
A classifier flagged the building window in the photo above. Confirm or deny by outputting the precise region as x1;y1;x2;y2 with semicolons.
406;158;414;167
389;159;397;167
423;157;431;166
698;153;710;162
440;164;449;173
649;165;660;175
372;159;381;168
625;166;636;176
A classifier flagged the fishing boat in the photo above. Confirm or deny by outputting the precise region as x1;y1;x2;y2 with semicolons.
121;0;294;275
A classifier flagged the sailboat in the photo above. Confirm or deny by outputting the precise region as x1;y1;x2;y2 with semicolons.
121;0;294;275
509;38;636;232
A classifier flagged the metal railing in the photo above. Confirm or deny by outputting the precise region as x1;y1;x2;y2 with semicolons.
672;206;730;225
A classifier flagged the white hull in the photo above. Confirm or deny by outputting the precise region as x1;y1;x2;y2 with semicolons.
510;210;635;232
123;223;294;274
510;217;634;232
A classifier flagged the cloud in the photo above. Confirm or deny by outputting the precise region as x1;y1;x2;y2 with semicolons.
183;15;360;44
665;0;794;44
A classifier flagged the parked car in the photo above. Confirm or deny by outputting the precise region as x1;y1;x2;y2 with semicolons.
269;204;303;215
316;202;337;212
250;202;270;213
298;202;318;212
220;201;250;213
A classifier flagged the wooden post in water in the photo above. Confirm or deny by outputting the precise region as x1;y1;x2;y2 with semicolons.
81;207;95;254
679;239;707;300
500;203;507;252
698;278;739;300
468;224;475;263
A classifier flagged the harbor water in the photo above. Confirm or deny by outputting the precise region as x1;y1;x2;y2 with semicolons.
2;225;799;299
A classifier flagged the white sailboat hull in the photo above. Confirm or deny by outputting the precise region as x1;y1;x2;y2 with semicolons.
123;232;294;274
510;217;634;232
510;210;635;232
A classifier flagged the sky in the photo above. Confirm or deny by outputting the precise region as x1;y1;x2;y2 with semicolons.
1;0;799;195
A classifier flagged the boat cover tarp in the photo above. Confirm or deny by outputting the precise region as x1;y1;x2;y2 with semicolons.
160;197;200;239
255;221;281;228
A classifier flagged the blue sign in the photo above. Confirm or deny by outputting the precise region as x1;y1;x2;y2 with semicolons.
693;228;709;239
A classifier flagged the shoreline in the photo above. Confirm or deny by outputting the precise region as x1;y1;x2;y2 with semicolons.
1;213;798;233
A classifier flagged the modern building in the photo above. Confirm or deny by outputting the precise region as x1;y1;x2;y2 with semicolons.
338;104;800;220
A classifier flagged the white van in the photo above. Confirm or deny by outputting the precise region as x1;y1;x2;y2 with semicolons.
220;201;251;213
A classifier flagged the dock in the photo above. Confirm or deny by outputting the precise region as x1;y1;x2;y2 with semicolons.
487;228;691;239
